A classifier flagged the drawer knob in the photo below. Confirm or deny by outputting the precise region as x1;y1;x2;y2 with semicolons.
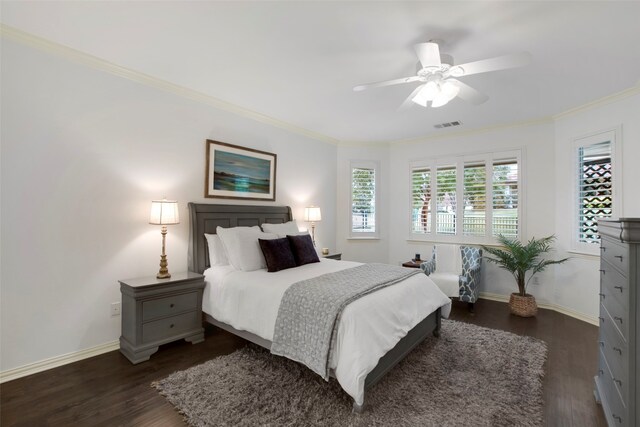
599;293;606;299
598;369;604;375
614;316;623;324
599;317;605;323
170;324;175;328
599;269;606;275
613;347;622;355
614;255;623;261
599;341;605;347
614;286;623;293
170;303;175;308
613;378;622;386
613;414;622;423
601;247;607;252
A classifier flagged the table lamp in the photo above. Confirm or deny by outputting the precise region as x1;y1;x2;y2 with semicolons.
304;206;322;246
149;199;180;279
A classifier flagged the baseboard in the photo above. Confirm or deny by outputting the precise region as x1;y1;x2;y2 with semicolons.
479;292;599;326
0;340;120;384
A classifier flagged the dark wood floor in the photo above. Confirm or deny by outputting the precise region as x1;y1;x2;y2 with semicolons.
1;299;605;426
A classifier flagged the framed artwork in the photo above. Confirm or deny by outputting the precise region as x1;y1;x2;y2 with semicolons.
205;140;277;201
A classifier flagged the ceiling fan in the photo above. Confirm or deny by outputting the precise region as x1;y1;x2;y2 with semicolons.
353;41;531;108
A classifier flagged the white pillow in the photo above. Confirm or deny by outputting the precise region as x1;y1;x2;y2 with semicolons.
204;233;229;266
216;226;278;271
261;221;307;238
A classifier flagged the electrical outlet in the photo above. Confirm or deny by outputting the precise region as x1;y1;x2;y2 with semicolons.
110;302;121;317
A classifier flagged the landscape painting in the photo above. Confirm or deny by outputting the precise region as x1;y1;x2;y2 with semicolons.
205;140;277;200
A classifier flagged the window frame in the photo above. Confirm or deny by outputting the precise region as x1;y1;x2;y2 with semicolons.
349;160;379;239
571;127;621;255
409;149;522;244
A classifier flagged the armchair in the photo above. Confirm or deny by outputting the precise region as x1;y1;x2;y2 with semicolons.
420;245;482;312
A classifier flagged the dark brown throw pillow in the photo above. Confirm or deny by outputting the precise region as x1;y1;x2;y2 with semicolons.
287;234;320;266
258;238;297;272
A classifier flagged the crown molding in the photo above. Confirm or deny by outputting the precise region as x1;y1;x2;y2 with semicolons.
390;116;554;146
553;84;640;121
0;24;339;146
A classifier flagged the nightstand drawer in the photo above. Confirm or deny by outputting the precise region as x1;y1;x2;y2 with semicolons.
601;239;629;276
142;292;198;321
142;311;199;343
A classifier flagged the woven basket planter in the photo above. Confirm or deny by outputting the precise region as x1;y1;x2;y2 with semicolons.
509;293;538;317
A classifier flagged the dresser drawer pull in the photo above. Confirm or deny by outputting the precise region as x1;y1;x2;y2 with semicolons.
599;341;605;347
598;369;604;375
613;378;622;386
599;269;606;275
614;255;623;261
599;317;605;323
613;347;622;355
170;324;175;329
599;293;606;299
613;414;622;423
614;286;623;292
170;303;175;308
600;246;607;252
614;316;623;324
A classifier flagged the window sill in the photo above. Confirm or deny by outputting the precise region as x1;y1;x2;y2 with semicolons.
566;250;600;259
347;237;380;241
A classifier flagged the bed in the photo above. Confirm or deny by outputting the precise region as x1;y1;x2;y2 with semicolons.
187;202;451;411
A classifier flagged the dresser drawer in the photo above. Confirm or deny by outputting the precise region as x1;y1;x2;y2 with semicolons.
601;239;629;276
142;311;199;343
142;292;198;321
600;308;629;405
602;357;628;426
600;279;629;342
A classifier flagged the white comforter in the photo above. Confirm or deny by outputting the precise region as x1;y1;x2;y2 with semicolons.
202;259;451;405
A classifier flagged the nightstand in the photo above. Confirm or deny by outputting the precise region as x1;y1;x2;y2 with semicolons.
402;260;423;268
323;253;342;260
119;272;205;364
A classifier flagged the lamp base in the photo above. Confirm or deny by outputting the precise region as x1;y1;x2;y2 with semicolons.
156;254;171;279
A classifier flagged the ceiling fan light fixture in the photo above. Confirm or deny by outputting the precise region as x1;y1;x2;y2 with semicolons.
412;80;440;106
431;81;460;108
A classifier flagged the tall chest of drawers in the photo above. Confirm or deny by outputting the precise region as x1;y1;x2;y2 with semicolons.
595;219;640;426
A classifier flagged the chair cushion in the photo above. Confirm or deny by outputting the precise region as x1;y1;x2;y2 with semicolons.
428;272;459;298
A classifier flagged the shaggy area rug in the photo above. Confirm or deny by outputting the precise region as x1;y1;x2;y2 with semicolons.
152;320;547;426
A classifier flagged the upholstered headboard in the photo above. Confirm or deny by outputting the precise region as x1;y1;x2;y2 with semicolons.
188;202;293;274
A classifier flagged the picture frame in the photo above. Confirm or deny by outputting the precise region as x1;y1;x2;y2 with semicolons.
205;140;277;201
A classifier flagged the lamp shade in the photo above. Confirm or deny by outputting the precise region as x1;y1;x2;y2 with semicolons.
304;206;322;222
149;199;180;225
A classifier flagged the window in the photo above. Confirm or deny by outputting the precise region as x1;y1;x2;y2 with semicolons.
410;150;521;242
350;161;378;238
436;165;457;235
573;129;619;252
492;159;519;238
411;167;431;234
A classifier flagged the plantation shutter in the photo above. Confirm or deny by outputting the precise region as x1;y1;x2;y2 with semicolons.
411;167;432;234
436;165;456;235
577;141;612;244
492;159;519;238
463;162;486;236
351;167;376;233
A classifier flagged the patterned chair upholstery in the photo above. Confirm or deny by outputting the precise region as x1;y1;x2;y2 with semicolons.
458;246;482;306
421;245;482;311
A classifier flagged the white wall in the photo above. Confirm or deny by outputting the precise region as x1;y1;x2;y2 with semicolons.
554;93;640;318
0;39;337;372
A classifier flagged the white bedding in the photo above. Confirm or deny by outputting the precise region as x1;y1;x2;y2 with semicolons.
202;259;451;405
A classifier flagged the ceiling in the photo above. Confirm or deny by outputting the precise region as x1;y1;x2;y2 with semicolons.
2;1;639;143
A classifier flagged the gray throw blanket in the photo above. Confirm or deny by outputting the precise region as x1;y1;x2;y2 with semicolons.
270;263;421;380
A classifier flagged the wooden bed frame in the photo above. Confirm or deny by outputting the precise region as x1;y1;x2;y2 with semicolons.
187;202;441;411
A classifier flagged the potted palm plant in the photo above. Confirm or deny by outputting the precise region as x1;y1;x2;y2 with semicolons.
482;235;568;317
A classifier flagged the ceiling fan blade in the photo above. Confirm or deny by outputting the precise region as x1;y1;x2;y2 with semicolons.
414;42;441;68
353;76;420;92
450;52;532;77
398;84;425;111
447;79;489;105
